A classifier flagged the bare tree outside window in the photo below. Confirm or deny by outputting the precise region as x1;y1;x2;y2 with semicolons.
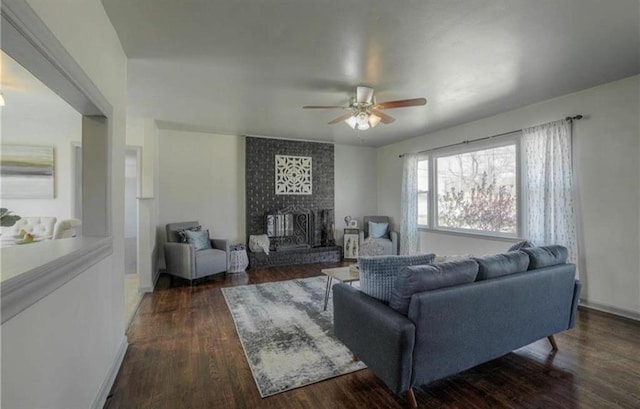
436;145;517;233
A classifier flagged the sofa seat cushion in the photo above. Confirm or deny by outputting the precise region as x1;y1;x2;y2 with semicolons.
359;253;435;303
194;248;227;277
389;260;479;315
474;252;530;280
521;245;569;269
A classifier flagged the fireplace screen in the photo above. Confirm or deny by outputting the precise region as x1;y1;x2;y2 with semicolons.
266;205;312;250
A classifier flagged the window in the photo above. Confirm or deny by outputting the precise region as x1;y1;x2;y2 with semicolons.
416;137;520;237
417;159;429;226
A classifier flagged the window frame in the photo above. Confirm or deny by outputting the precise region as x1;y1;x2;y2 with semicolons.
417;133;523;239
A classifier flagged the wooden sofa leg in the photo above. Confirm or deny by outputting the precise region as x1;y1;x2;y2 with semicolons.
547;335;558;351
406;388;417;408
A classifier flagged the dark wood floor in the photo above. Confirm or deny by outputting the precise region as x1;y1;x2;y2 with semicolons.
106;263;640;409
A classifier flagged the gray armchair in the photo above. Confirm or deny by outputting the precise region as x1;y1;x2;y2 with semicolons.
358;216;399;256
164;221;229;282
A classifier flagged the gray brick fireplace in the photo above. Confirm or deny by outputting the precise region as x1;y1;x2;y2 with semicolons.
245;136;341;267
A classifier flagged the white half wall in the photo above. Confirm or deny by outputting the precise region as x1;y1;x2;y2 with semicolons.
1;0;128;408
335;144;378;244
158;130;245;255
377;75;640;317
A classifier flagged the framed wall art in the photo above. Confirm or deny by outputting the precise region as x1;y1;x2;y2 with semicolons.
0;145;55;199
343;228;359;259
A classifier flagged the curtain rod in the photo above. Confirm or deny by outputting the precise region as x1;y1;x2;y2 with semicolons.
398;115;583;158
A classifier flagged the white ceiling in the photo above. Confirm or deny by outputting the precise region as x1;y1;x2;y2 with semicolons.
102;0;640;147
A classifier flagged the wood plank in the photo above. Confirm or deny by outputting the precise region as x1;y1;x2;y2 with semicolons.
105;263;640;409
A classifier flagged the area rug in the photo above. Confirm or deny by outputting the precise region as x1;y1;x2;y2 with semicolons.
221;276;366;397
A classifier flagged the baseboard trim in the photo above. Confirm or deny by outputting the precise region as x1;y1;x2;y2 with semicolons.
92;336;128;409
139;268;161;293
579;300;640;321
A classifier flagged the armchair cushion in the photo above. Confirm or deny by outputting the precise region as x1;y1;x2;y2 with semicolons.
177;225;202;243
363;216;391;239
166;221;200;243
369;221;389;239
195;248;227;278
184;229;212;251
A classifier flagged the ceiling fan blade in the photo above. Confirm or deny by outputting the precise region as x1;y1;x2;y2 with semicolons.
375;97;427;109
303;105;349;109
371;108;396;124
328;112;355;125
356;86;374;104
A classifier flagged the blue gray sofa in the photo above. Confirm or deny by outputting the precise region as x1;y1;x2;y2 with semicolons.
333;246;581;408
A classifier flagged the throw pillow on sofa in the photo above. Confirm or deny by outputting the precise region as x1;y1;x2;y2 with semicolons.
389;260;479;315
358;253;435;303
474;252;530;280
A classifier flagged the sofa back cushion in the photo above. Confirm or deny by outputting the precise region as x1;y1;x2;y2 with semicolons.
359;253;435;302
474;252;530;280
389;260;479;315
521;245;569;269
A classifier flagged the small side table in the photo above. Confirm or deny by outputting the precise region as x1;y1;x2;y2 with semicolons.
229;244;249;273
321;266;359;311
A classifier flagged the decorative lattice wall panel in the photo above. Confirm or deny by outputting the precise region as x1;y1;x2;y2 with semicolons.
275;155;312;195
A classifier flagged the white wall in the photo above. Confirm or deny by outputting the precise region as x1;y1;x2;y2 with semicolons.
377;75;640;317
158;130;245;248
1;0;128;408
0;54;82;220
334;144;378;244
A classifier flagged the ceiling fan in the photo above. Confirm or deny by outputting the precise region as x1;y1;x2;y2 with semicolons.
303;86;427;131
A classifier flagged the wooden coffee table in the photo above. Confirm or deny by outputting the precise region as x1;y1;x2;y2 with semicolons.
321;266;359;311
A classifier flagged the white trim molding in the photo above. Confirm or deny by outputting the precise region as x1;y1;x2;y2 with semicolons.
580;299;640;322
91;336;128;409
1;238;113;323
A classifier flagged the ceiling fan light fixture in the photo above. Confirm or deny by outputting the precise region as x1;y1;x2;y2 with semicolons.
368;113;381;128
357;121;370;131
345;116;357;129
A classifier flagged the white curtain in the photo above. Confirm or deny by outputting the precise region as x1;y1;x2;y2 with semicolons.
400;153;419;255
523;119;579;272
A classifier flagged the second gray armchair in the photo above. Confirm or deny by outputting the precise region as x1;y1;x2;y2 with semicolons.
359;216;399;256
164;221;229;283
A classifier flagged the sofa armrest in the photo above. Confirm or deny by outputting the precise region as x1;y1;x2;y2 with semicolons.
569;280;582;329
164;242;194;279
333;284;415;394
